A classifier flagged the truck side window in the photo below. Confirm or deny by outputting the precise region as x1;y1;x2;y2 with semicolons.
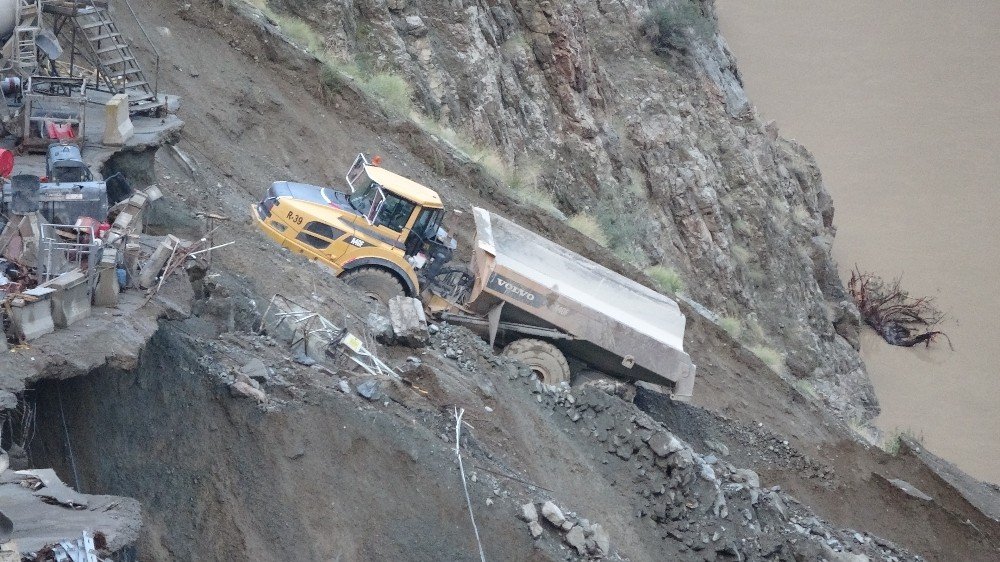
305;222;345;240
377;192;416;232
296;221;345;249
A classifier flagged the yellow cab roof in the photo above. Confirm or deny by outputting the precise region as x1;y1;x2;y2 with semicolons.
365;165;443;209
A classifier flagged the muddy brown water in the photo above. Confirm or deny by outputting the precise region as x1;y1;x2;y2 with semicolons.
717;1;1000;484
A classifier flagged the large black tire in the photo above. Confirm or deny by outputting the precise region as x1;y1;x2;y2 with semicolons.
502;338;571;386
340;267;405;306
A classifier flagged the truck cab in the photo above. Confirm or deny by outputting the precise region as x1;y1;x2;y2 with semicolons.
253;154;454;303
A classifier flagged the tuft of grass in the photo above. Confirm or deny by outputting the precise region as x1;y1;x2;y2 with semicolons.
882;429;924;455
848;416;881;446
643;1;711;53
793;379;819;400
509;185;563;219
732;244;752;265
718;316;742;340
745;317;766;343
613;243;650;269
750;344;784;372
646;265;684;295
567;213;609;247
319;55;414;118
362;73;413;117
273;14;322;53
883;431;904;455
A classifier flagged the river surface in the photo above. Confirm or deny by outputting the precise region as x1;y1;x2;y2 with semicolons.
716;1;1000;484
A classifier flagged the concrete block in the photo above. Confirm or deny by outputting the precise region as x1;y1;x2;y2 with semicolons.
128;192;149;209
45;270;91;327
139;237;176;289
112;211;134;231
102;93;134;146
9;294;54;341
94;248;120;307
388;295;428;347
104;229;123;246
124;243;142;285
144;184;163;202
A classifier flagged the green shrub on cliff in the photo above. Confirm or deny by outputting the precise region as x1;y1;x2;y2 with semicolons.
647;265;684;295
644;1;712;53
568;213;610;247
362;73;413;117
719;316;742;340
750;344;784;372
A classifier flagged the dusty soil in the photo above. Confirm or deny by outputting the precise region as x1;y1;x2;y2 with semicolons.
10;0;998;560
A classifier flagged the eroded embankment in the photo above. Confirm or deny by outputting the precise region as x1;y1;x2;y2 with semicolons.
22;320;536;561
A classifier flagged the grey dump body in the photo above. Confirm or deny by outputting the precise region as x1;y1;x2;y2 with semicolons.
465;207;696;400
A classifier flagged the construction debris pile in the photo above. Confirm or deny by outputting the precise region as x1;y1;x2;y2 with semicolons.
0;177;199;349
0;467;140;562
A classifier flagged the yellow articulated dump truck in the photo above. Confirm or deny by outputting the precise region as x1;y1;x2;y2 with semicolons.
253;155;697;400
252;154;457;303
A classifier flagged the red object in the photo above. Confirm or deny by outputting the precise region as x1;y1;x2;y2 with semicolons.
98;222;111;238
0;149;13;178
371;155;383;166
45;121;76;140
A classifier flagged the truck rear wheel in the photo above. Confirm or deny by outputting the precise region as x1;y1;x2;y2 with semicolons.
502;339;571;386
341;267;405;306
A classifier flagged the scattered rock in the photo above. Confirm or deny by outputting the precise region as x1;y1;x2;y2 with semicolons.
230;381;266;403
591;523;610;556
704;439;730;457
356;379;381;401
292;353;316;366
541;501;566;526
240;358;270;383
647;431;683;457
565;525;587;555
337;379;351;394
403;15;428;37
366;313;394;342
888;478;933;502
528;521;543;539
388;296;429;347
520;503;538;523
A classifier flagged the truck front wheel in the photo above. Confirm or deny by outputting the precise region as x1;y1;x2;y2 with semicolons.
341;267;405;306
502;338;571;386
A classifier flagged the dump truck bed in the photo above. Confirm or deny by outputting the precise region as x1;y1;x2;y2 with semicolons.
467;208;696;399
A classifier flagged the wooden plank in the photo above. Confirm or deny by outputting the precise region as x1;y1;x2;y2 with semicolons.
0;216;25;252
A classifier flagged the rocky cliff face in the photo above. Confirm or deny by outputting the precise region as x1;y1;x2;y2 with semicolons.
271;0;875;419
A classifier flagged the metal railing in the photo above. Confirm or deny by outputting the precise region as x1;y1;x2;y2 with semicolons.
38;222;102;293
121;0;160;98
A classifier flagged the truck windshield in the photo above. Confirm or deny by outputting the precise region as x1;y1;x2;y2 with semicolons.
348;181;379;214
52;163;92;183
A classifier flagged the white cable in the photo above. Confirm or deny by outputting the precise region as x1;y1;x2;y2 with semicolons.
454;407;486;562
